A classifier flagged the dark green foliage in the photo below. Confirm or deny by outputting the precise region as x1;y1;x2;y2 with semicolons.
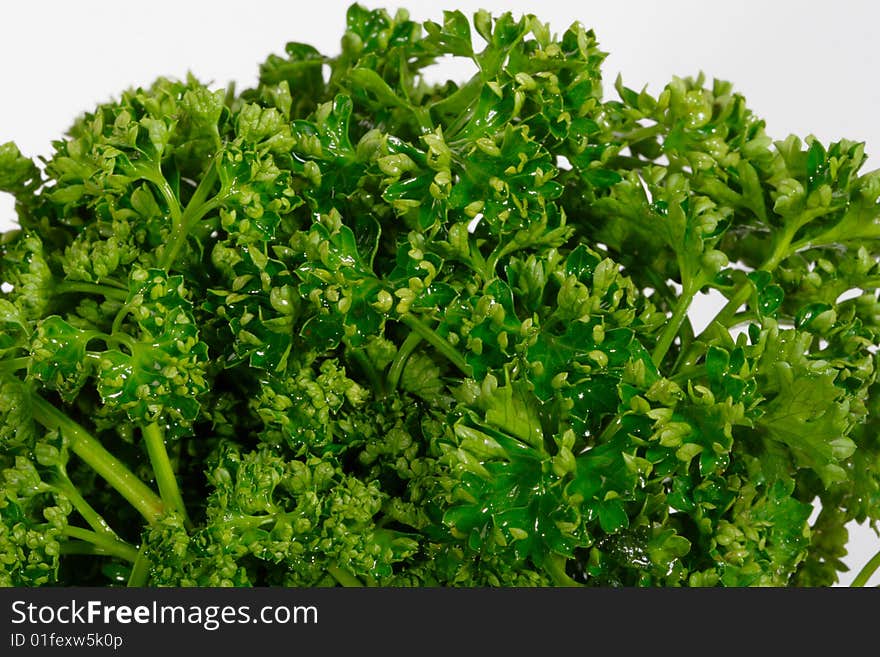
1;4;878;587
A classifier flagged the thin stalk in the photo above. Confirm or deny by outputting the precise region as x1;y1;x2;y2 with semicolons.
544;554;580;587
55;281;127;302
399;314;472;377
31;395;165;525
53;475;120;539
347;348;385;398
150;176;184;228
0;357;30;374
468;241;490;280
387;331;423;391
225;514;276;530
702;284;753;344
61;526;139;563
412;107;434;134
111;303;132;337
59;542;134;562
651;283;698;367
851;549;880;587
604;155;656;171
127;544;152;587
619;122;664;145
106;332;136;353
327;565;363;587
142;423;190;528
160;196;223;270
673;228;796;373
160;160;220;270
670;364;707;384
671;316;698;373
433;74;483;135
784;205;850;253
596;415;623;444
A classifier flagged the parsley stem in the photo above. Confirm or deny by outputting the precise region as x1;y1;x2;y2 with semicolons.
651;283;697;367
851;548;880;587
399;314;472;377
721;226;796;322
142;423;191;528
31;395;165;525
327;565;363;587
605;155;655;170
348;348;385;397
127;544;151;587
434;75;483;136
55;281;128;301
387;331;422;391
0;357;30;374
53;474;120;540
111;302;132;337
620;122;664;145
670;364;707;383
708;283;751;336
674;227;797;371
160;159;220;270
61;526;139;563
596;415;623;444
545;553;580;587
151;176;184;229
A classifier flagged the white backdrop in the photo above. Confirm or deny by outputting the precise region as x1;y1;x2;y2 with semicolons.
1;0;878;586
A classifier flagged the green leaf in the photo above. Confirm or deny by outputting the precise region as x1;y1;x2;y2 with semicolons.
29;316;99;401
0;142;40;198
205;244;298;371
752;326;858;486
96;269;209;437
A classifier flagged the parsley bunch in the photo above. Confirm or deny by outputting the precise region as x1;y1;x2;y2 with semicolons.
2;4;879;587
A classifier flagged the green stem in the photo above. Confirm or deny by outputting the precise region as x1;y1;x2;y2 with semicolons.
160;160;220;270
399;314;472;378
327;565;363;587
674;229;796;373
705;284;754;343
225;513;277;530
604;155;656;170
620;122;664;145
31;395;165;524
107;332;136;353
53;474;120;539
0;356;30;374
142;423;190;528
127;544;152;587
545;553;580;587
151;176;184;228
433;75;483;135
55;281;127;301
678;314;695;358
467;241;490;280
670;364;707;384
651;283;698;367
596;415;623;444
347;347;385;398
387;331;423;391
111;302;132;336
412;107;434;134
62;526;139;563
785;205;852;253
851;548;880;587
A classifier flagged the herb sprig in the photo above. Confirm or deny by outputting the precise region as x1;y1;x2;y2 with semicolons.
1;4;878;587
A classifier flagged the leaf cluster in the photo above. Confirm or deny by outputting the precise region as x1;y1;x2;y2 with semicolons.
1;4;879;587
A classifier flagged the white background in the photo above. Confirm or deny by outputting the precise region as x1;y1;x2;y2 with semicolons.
1;0;878;585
